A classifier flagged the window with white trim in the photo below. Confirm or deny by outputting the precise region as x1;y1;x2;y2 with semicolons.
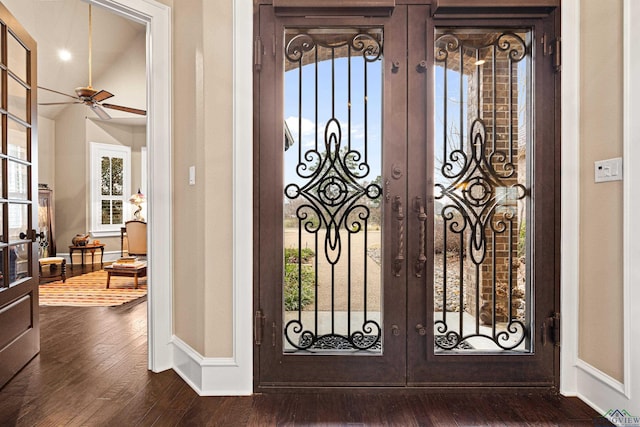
90;142;131;237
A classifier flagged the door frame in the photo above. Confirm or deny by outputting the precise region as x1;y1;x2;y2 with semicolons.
90;0;172;373
253;0;561;391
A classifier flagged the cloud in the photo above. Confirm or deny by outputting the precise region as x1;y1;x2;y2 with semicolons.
285;116;316;147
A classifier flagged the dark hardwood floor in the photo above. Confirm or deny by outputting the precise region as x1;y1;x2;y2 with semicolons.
0;265;610;426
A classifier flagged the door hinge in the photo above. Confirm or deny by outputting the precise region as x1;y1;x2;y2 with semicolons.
551;38;561;73
254;310;265;345
254;36;263;71
542;312;560;347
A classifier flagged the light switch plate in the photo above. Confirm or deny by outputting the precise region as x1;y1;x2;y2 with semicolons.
594;157;623;183
189;166;196;185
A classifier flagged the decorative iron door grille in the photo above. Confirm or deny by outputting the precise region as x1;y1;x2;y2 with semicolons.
283;29;384;353
432;29;532;352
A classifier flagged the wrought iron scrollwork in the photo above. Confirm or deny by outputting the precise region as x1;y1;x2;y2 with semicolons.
284;29;383;353
433;30;531;351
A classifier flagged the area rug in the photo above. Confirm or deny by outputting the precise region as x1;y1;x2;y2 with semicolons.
39;269;147;307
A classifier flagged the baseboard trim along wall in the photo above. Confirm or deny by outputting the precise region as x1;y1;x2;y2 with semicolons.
575;359;630;417
171;336;252;396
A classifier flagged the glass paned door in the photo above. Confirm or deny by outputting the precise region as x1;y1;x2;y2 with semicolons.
0;3;40;389
256;5;408;387
256;3;559;390
406;13;558;386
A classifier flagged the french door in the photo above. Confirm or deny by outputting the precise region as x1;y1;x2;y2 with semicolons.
0;3;40;388
254;1;560;390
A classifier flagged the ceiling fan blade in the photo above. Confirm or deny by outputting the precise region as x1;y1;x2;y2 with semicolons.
90;104;112;120
38;101;82;106
37;86;78;100
102;103;147;116
92;90;114;102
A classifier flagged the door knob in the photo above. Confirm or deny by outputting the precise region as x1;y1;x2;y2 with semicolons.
19;230;44;242
391;324;400;336
415;324;427;336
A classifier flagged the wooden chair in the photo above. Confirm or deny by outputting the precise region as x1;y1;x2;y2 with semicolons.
124;220;147;257
39;257;66;283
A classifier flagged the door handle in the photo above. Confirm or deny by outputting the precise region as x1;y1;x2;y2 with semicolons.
392;196;404;277
19;229;44;242
391;324;400;336
413;197;427;278
415;324;427;336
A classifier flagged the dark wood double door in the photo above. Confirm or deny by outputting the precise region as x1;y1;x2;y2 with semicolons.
255;1;559;390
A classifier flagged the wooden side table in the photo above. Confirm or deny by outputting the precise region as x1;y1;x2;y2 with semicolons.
104;263;147;289
68;244;105;269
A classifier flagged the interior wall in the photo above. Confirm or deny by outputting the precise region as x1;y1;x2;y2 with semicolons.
172;0;207;354
171;0;235;357
54;106;91;254
38;116;55;188
579;0;624;381
202;0;234;357
95;31;147;120
132;126;147;196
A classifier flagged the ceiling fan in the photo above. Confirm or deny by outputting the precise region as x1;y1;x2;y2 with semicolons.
38;4;146;120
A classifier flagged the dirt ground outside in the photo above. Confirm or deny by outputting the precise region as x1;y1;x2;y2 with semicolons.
284;228;381;312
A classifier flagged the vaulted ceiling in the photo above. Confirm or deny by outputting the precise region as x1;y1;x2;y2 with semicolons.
2;0;145;121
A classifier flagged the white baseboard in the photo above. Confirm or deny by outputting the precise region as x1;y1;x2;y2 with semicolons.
575;359;630;416
171;336;252;396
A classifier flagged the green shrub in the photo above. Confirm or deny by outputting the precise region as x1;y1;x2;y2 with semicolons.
284;263;315;311
284;247;315;264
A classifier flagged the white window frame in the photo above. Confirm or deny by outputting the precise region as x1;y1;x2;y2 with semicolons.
89;142;131;237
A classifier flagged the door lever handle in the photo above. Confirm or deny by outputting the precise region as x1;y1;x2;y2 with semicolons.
392;196;404;277
413;197;427;278
19;230;44;242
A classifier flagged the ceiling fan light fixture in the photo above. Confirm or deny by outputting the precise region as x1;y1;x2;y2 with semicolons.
75;86;98;99
37;3;147;120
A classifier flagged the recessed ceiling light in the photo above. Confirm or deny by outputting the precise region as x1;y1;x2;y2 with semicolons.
58;49;72;62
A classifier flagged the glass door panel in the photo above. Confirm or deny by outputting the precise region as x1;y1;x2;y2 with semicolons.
8;160;29;200
7;75;28;122
282;28;384;354
7;31;27;82
8;119;28;161
432;28;532;352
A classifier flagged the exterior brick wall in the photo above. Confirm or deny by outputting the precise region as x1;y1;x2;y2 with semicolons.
463;42;525;325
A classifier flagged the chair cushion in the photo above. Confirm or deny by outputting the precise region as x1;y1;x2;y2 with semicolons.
39;257;65;265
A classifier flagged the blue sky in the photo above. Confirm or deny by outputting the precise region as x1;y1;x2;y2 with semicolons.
283;34;530;193
284;54;382;188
